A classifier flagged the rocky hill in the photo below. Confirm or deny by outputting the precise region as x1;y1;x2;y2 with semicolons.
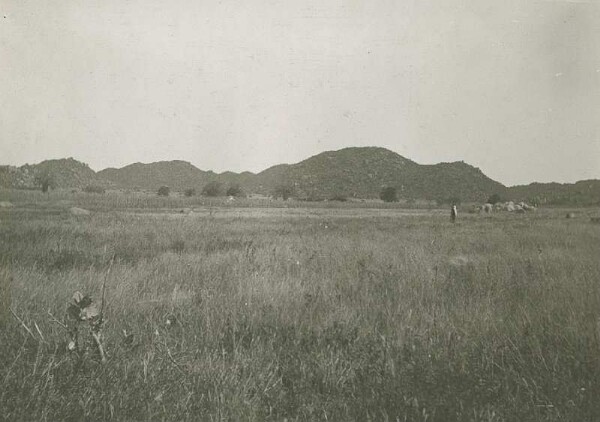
2;148;598;205
251;147;505;202
98;160;213;191
506;180;600;206
0;158;110;190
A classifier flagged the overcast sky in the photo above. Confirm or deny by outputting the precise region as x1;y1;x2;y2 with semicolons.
1;0;599;186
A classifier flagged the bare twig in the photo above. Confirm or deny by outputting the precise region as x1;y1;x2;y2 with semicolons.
100;254;115;323
34;321;46;342
9;308;37;341
47;310;69;330
91;331;107;364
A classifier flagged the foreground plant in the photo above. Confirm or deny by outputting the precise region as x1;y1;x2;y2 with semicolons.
65;291;107;363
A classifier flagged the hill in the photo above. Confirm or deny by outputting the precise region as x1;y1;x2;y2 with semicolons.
98;160;212;191
0;158;110;190
2;148;598;205
98;161;256;192
252;147;505;202
507;180;600;206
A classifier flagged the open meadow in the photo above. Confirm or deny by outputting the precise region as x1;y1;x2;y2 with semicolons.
1;190;600;421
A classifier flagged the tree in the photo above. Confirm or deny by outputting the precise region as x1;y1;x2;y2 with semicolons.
380;187;397;202
487;193;505;204
34;169;55;193
273;184;295;200
202;181;223;197
157;186;170;196
226;184;244;197
436;196;461;206
184;188;196;197
83;185;105;194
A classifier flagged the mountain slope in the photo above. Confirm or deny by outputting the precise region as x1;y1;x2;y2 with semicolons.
3;147;597;205
0;158;110;190
98;160;211;190
507;180;600;206
253;147;504;202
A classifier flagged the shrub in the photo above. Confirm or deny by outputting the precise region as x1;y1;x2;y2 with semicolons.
83;185;106;194
436;196;461;206
487;193;505;204
184;188;196;197
170;239;185;254
380;187;397;202
226;184;244;197
157;186;170;196
34;169;55;193
273;185;295;200
202;181;223;197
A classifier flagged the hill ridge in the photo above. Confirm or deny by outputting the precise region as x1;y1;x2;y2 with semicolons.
1;147;599;205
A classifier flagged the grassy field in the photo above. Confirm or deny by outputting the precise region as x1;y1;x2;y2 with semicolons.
1;191;600;421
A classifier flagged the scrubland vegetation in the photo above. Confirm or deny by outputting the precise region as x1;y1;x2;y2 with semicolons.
1;190;599;421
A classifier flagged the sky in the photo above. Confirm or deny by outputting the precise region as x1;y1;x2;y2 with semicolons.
1;0;599;186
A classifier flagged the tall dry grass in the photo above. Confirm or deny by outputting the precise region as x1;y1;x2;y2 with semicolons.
1;198;599;421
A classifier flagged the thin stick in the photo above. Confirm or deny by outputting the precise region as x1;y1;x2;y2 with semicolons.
34;321;46;342
10;308;37;341
100;254;115;323
47;310;69;330
91;331;107;364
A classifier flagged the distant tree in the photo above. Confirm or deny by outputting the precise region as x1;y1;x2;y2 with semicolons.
226;184;244;197
34;169;55;193
157;186;170;196
273;184;295;201
436;196;461;206
487;193;505;204
202;181;223;197
83;185;105;194
380;187;397;202
184;188;196;197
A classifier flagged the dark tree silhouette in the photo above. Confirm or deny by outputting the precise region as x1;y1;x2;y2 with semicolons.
157;186;170;196
226;184;244;197
380;187;397;202
34;169;55;193
202;181;223;197
273;184;295;200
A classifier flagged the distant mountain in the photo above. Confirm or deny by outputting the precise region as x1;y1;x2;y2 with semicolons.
98;160;257;192
96;147;502;201
0;158;110;190
99;160;213;191
251;147;505;202
2;148;598;205
506;180;600;206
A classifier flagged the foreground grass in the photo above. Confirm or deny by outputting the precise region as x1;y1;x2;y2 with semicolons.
1;198;600;421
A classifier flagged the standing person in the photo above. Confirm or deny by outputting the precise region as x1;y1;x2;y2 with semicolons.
451;204;458;223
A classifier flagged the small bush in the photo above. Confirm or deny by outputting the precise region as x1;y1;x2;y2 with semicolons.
202;181;223;197
436;196;461;206
380;187;397;202
83;185;106;194
273;185;295;200
184;188;196;197
487;193;505;204
34;169;56;193
226;184;244;197
170;239;185;254
157;186;170;197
